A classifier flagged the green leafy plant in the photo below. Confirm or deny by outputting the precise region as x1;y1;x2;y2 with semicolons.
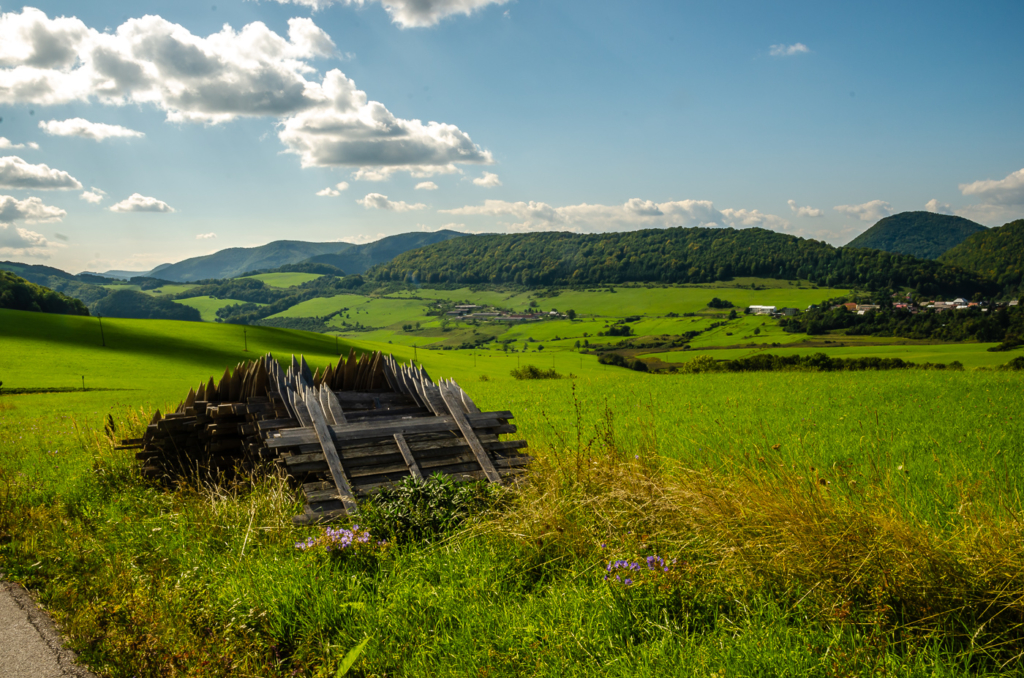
359;473;500;543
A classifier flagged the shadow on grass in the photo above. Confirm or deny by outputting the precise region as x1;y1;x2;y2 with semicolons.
0;309;355;373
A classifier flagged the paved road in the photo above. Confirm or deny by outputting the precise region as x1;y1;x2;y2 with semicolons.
0;580;96;678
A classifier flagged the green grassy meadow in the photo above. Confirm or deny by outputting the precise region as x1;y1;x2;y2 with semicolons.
3;308;1024;676
239;272;324;287
173;295;265;322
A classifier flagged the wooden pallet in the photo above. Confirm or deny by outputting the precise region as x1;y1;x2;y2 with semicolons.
126;351;529;524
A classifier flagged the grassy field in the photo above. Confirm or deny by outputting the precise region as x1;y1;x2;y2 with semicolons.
3;309;1024;676
643;340;1017;370
101;283;197;296
238;272;323;288
173;296;266;322
390;279;849;318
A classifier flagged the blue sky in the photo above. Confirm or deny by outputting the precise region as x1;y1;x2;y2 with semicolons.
0;0;1021;273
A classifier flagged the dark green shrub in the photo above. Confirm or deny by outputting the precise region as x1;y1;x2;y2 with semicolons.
510;365;562;379
359;473;501;543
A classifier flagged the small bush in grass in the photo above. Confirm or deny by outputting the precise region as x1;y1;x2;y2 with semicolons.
359;473;501;543
1001;355;1024;370
510;364;562;380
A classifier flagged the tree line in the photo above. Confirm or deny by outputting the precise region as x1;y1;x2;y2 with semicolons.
370;227;997;297
782;300;1024;344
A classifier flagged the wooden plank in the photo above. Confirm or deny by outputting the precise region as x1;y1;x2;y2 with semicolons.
453;379;482;414
300;356;314;387
321;385;348;425
216;368;231;402
343;349;358;390
393;433;423;481
229;367;242;402
265;412;514;448
284;434;523;467
291;391;313;428
440;383;501;482
318;385;335;425
303;391;359;516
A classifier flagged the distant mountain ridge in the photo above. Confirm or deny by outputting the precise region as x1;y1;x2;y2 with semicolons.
845;211;986;259
0;261;110;286
137;230;466;282
86;269;158;281
938;219;1024;292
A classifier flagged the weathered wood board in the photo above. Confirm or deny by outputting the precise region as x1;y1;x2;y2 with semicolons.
128;350;529;524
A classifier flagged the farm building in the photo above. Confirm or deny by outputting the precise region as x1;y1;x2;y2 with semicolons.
749;305;777;315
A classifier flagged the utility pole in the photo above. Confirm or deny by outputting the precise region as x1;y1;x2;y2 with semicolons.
97;314;106;347
81;376;85;391
243;328;249;352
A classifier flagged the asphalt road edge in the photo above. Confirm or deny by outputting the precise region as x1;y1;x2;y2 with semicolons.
2;579;99;678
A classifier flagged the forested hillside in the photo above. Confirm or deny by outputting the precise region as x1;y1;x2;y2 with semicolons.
0;271;89;316
938;219;1024;292
845;212;986;259
91;289;200;321
370;227;996;296
301;230;465;275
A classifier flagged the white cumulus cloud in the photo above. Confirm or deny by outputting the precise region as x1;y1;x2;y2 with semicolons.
441;198;790;233
833;200;893;222
357;192;426;211
265;0;511;28
787;199;823;217
472;171;501;188
0;8;492;178
770;42;810;57
39;117;144;141
415;181;438;190
0;137;38;150
925;199;954;215
109;193;175;213
0;194;66;223
80;186;105;203
316;181;350;196
959;168;1024;206
0;194;63;256
196;232;216;239
0;155;81;190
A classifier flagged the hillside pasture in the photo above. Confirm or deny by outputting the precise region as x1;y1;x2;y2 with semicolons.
173;295;265;322
0;309;353;398
390;280;850;318
238;272;323;287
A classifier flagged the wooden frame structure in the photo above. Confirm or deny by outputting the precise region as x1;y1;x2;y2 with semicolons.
126;351;529;524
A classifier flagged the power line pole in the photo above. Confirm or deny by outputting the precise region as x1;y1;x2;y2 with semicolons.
97;314;106;347
243;328;249;352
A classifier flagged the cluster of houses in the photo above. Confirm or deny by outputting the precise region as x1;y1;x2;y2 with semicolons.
831;298;1020;315
748;305;799;317
444;304;563;324
749;297;1021;319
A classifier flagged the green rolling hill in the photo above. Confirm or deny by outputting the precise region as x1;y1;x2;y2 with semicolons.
369;226;996;297
845;211;987;259
938;218;1024;292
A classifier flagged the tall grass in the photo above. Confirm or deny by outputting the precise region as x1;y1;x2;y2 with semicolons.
2;372;1024;675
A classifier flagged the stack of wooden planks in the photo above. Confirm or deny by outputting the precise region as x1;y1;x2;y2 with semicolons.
124;350;529;523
